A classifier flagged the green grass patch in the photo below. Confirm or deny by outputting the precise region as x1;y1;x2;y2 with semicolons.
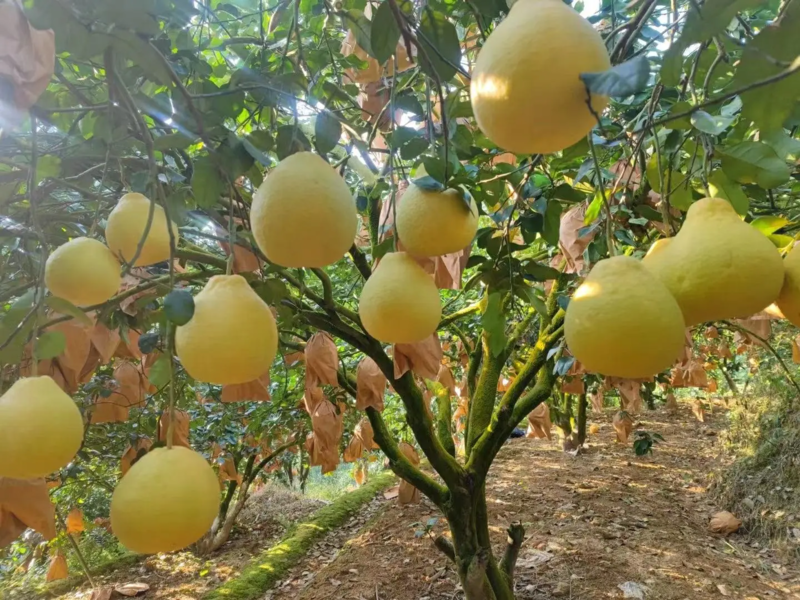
203;471;396;600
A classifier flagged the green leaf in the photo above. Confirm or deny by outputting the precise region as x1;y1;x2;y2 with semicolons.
148;354;172;388
472;0;505;18
769;233;795;249
191;157;226;209
584;192;604;224
315;111;343;155
667;182;693;211
111;31;173;86
370;1;401;65
762;129;800;160
35;155;61;185
164;290;195;326
343;9;374;58
731;3;800;132
542;200;562;246
660;42;684;88
681;0;768;45
751;215;791;236
523;262;561;281
417;9;461;82
154;133;196;151
218;137;255;180
413;176;446;192
666;102;693;130
580;56;650;97
690;111;734;135
481;292;507;358
719;141;791;189
35;331;66;361
708;170;750;215
0;290;36;365
529;293;548;318
276;125;312;160
45;296;93;327
372;238;395;260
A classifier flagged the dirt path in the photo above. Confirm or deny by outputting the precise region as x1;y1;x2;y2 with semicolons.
273;404;800;600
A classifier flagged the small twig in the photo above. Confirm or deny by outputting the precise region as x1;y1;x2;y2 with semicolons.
587;133;615;256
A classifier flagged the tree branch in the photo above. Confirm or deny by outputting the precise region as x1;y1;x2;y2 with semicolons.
499;522;525;580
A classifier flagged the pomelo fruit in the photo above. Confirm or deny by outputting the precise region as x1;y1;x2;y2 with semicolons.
776;243;800;326
45;237;121;306
105;193;179;267
471;0;611;154
110;446;219;554
565;256;685;378
0;376;84;478
358;252;441;343
396;184;479;257
643;197;784;326
175;275;278;384
250;152;358;268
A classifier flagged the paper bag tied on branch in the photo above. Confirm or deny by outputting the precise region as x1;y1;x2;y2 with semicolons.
305;332;340;389
120;437;153;477
526;403;552;440
613;411;633;444
356;357;386;412
222;370;271;402
0;3;54;111
0;478;56;548
398;442;421;505
159;410;190;448
394;334;442;380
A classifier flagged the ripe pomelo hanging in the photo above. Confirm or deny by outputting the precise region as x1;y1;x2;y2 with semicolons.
776;243;800;327
395;184;479;257
105;193;179;267
250;152;358;268
110;446;219;554
565;256;685;378
358;252;441;343
643;197;784;326
0;376;84;478
45;237;121;306
470;0;611;154
175;275;278;384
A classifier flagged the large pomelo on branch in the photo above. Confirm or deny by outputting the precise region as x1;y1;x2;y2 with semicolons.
105;193;179;267
110;446;219;554
250;152;358;268
643;197;784;326
565;256;685;378
0;376;84;479
45;237;121;306
358;252;441;344
470;0;610;154
395;184;479;257
775;243;800;327
175;275;278;385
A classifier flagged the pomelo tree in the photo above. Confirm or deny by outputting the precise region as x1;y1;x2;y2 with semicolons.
1;0;800;598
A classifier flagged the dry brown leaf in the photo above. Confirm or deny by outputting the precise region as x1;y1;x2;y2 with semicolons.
356;357;386;412
526;403;552;440
305;332;340;388
114;582;151;597
588;423;601;435
283;351;305;367
394;334;442;380
612;411;633;444
222;370;271;402
560;376;585;395
0;3;54;111
120;438;153;477
111;360;146;408
159;410;190;448
691;398;706;423
46;551;68;582
709;511;742;535
115;329;143;360
707;378;718;393
66;508;84;534
90;588;114;600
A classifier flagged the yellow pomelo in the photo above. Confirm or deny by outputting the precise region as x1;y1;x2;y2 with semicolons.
471;0;611;154
643;237;671;260
0;376;83;478
175;275;278;384
110;446;219;554
643;197;784;326
565;256;685;378
251;152;358;268
105;193;179;267
45;237;121;306
396;184;479;257
358;252;442;343
776;244;800;326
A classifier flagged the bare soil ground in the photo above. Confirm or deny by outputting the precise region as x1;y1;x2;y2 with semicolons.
53;402;800;600
272;403;800;600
